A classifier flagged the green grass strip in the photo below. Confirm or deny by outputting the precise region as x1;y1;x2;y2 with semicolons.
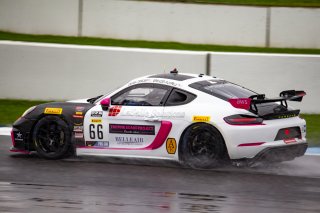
0;99;319;146
0;99;48;125
300;114;320;147
0;31;319;55
139;0;320;7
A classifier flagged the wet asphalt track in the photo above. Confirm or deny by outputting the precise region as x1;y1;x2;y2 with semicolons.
0;135;320;213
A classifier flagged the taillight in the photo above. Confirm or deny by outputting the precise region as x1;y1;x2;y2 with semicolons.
224;114;263;125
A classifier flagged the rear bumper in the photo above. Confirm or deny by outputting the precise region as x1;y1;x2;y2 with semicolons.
252;143;307;162
221;116;307;159
233;143;308;166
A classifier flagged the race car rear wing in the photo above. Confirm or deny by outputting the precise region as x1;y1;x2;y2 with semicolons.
229;90;306;115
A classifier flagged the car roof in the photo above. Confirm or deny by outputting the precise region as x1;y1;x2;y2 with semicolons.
127;72;223;89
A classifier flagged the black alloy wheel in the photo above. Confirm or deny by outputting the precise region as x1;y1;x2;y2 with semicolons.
180;123;228;168
33;116;72;159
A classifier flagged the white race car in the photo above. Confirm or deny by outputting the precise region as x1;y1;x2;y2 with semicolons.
11;70;307;167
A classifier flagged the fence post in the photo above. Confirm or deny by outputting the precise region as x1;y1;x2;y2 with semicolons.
265;7;271;47
206;53;211;76
78;0;83;37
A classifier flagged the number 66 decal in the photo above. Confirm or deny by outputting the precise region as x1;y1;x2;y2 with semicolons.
89;124;103;139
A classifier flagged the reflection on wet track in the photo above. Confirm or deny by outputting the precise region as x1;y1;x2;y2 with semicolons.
0;136;319;213
0;182;227;212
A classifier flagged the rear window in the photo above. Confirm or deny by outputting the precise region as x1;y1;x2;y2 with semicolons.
189;80;257;101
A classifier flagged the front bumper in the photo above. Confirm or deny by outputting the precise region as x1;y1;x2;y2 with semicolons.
10;146;31;154
11;117;36;152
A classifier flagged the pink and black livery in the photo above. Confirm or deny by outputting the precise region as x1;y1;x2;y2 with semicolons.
10;101;96;157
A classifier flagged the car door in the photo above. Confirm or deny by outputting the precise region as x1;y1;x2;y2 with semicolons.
83;83;172;151
106;83;172;149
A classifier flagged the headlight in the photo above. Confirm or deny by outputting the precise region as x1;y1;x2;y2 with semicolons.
21;106;36;117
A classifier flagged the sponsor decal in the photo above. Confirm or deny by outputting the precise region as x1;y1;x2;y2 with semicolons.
166;138;177;154
115;136;144;145
128;79;152;86
14;132;23;141
75;111;83;115
128;78;181;87
236;99;249;105
122;108;185;118
75;106;85;111
229;98;251;110
73;126;83;132
74;132;84;139
44;108;62;115
277;114;297;119
74;122;83;126
91;111;103;117
73;115;84;119
152;79;181;87
86;141;109;148
284;138;296;144
91;119;102;123
109;124;155;135
108;106;122;116
192;116;211;122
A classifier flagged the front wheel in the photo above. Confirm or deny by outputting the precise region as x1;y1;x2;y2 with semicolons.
179;123;228;168
33;116;72;159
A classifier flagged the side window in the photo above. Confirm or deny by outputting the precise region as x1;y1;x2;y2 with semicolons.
165;89;196;106
112;86;169;106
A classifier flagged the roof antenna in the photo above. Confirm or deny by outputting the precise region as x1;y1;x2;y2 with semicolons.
170;68;178;74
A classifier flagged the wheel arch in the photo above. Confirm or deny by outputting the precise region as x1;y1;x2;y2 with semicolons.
31;114;75;159
28;114;73;150
178;122;230;162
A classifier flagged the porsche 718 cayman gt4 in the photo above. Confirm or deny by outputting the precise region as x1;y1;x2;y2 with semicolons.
10;70;307;168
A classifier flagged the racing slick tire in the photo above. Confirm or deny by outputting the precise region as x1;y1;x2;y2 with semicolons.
179;123;228;168
33;116;72;159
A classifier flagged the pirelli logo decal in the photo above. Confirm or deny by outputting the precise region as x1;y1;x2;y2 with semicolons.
91;119;102;123
44;108;63;115
192;116;210;122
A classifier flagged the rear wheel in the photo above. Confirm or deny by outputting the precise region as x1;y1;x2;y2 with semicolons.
179;123;228;168
33;116;72;159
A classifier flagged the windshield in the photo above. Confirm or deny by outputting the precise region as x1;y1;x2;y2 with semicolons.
91;89;115;104
189;80;257;101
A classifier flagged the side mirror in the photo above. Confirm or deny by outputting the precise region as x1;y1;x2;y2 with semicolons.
100;97;111;111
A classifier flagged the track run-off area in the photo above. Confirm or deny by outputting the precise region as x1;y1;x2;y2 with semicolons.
0;131;320;212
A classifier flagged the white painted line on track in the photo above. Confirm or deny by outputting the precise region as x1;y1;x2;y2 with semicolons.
0;127;12;136
305;153;320;156
305;147;320;156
